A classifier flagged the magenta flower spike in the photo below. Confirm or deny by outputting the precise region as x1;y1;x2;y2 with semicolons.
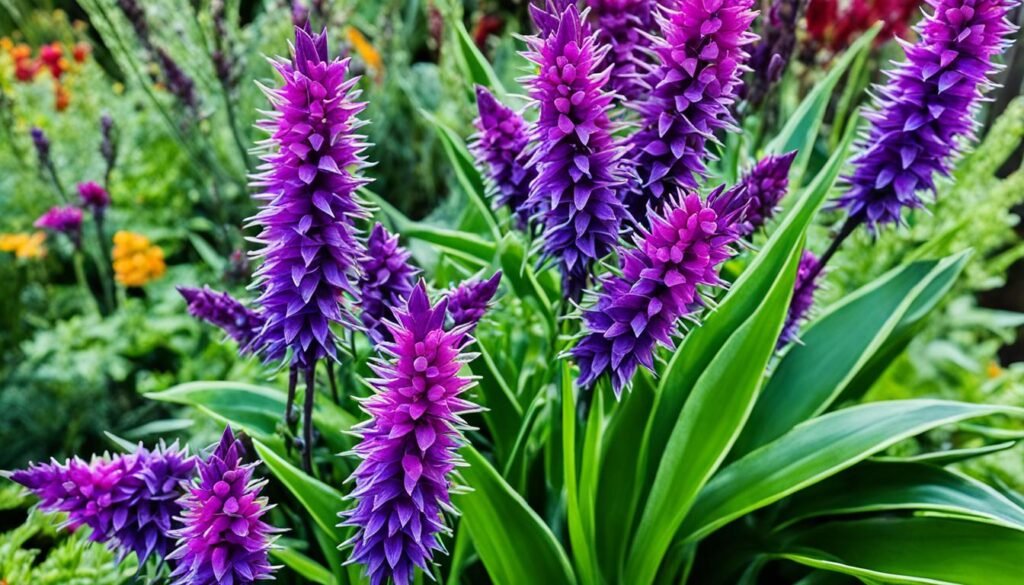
835;0;1019;230
77;181;111;215
736;151;797;235
168;427;278;585
779;251;824;346
572;189;746;395
341;281;479;585
522;3;629;299
626;0;758;220
35;205;83;246
586;0;655;101
446;271;502;331
470;86;536;228
358;223;419;344
178;286;266;351
249;25;371;367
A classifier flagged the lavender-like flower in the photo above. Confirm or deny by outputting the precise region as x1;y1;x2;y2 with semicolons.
446;271;502;331
341;281;479;585
31;127;51;165
530;0;577;37
626;0;758;220
586;0;655;101
8;443;196;566
358;223;418;344
735;151;797;235
470;86;536;228
523;3;628;299
779;251;824;346
168;427;277;585
835;0;1019;230
117;0;152;50
155;47;200;114
746;0;807;107
249;26;371;367
178;286;265;350
35;205;83;247
78;181;111;215
572;189;746;395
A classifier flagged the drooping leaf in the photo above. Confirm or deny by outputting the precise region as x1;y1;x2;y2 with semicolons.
271;547;335;585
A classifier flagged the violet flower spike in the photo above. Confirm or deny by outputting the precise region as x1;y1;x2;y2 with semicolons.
530;0;577;37
446;271;502;331
249;25;372;368
358;223;419;345
341;281;480;585
78;181;111;215
626;0;758;221
470;86;537;229
168;427;278;585
178;286;266;351
779;251;824;347
746;0;807;107
835;0;1020;231
35;205;83;247
735;151;797;235
572;189;746;396
586;0;655;101
522;3;629;300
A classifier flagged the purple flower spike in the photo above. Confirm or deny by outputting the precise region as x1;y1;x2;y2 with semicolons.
78;181;111;213
31;127;51;164
446;272;502;331
523;3;629;300
249;26;372;366
470;86;536;228
835;0;1019;231
358;223;419;344
530;0;577;37
572;191;744;395
178;286;265;351
342;281;479;585
626;0;758;220
779;251;824;347
35;205;83;246
168;427;278;585
736;151;797;235
586;0;655;101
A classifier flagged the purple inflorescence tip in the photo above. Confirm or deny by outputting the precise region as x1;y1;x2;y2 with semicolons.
249;26;372;366
779;250;824;346
35;205;83;246
470;86;536;228
168;427;278;585
178;286;266;351
358;223;419;344
586;0;656;101
834;0;1019;231
522;3;629;300
736;151;797;235
341;281;479;585
78;181;111;213
446;271;502;331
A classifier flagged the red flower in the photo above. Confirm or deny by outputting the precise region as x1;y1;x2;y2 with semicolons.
806;0;921;53
55;84;70;111
72;42;90;63
14;59;39;82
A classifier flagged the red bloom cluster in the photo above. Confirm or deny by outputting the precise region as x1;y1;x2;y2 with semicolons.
806;0;922;52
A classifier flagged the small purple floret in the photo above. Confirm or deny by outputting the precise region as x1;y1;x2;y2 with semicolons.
446;272;502;331
586;0;655;101
178;286;265;351
470;86;536;228
779;251;824;346
358;223;419;344
736;151;797;235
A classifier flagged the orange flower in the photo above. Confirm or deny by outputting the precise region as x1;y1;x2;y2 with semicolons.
987;360;1003;379
73;42;90;63
112;231;166;287
10;43;31;62
345;26;383;81
0;37;13;53
0;232;47;260
55;83;70;111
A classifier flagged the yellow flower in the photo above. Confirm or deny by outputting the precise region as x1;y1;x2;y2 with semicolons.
987;360;1003;379
112;230;166;287
0;231;47;259
0;38;13;53
345;26;383;81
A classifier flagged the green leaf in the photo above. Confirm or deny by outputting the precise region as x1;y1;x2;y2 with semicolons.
732;252;969;459
779;461;1024;532
271;547;336;585
497;234;556;333
252;439;346;542
562;364;600;585
872;441;1017;465
624;232;803;585
453;20;506;95
187;233;226;273
470;340;524;464
679;400;1024;544
403;224;496;267
455;446;577;585
778;517;1024;585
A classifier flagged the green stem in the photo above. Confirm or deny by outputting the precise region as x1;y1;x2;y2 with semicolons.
73;251;101;316
93;214;117;312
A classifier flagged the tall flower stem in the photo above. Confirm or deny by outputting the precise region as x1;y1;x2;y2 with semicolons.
325;360;339;404
302;364;316;474
43;162;68;203
73;251;101;316
93;214;117;312
286;363;299;427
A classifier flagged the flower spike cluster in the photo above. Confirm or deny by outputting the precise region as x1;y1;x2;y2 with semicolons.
78;181;111;215
835;0;1019;230
586;0;655;101
178;286;266;351
572;189;747;395
735;151;797;235
168;427;278;585
779;251;824;347
35;205;83;246
249;25;371;366
470;86;536;228
342;281;480;585
522;3;629;300
358;223;419;344
446;271;502;331
626;0;758;220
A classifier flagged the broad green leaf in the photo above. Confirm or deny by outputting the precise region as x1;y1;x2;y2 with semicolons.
872;441;1017;465
679;400;1024;543
562;364;600;585
779;461;1024;532
188;233;226;273
271;547;335;585
454;20;506;95
732;252;969;459
403;224;496;266
497;234;556;333
456;446;577;585
778;517;1024;585
471;340;524;464
624;233;803;585
252;439;346;542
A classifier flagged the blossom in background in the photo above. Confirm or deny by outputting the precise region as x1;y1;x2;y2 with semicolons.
249;26;371;367
446;271;502;331
178;286;265;351
0;232;47;259
834;0;1019;230
779;251;824;346
342;281;481;585
470;86;535;228
168;427;278;585
11;43;39;82
78;181;111;215
747;0;807;106
523;3;628;299
358;223;418;344
35;205;83;247
806;0;921;54
73;42;90;63
39;42;68;79
112;231;166;287
626;0;758;220
735;151;798;235
573;189;747;395
155;48;199;114
30;127;51;165
586;0;655;101
345;26;384;82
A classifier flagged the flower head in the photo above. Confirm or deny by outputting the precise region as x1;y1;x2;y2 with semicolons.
249;26;372;367
358;223;419;344
747;0;806;106
522;3;628;299
735;151;797;235
446;272;502;331
168;427;277;585
572;190;745;395
626;0;757;219
179;286;265;351
31;127;51;165
341;281;479;585
470;86;536;228
35;205;83;246
586;0;655;101
779;251;824;346
0;232;47;259
112;230;166;287
834;0;1019;230
78;181;111;214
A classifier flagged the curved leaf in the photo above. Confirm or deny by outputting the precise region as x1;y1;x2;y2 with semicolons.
453;20;506;95
271;547;335;585
872;441;1017;465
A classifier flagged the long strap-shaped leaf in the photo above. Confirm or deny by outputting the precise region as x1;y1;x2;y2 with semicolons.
679;400;1024;543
